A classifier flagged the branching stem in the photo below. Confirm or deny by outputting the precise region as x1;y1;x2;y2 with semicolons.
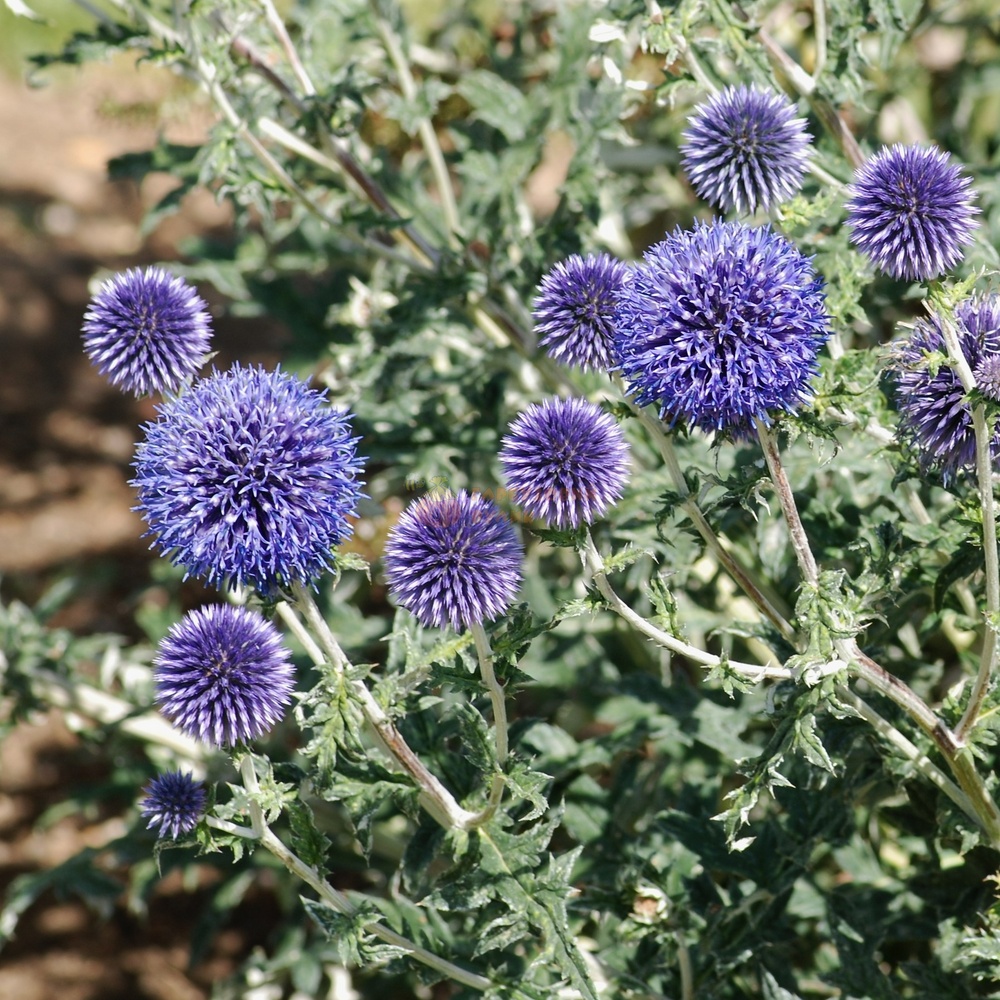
632;404;795;641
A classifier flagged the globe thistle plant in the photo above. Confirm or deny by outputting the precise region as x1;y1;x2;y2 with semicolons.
82;266;213;396
132;364;364;594
140;771;207;840
681;85;812;214
500;398;630;528
892;296;1000;476
155;604;295;747
383;491;523;631
613;220;829;435
846;144;979;282
533;253;629;372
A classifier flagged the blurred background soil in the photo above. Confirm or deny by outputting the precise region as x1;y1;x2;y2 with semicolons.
0;30;291;999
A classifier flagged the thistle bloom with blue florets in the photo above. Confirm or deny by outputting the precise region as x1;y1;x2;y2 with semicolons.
383;491;523;631
613;220;829;435
892;296;1000;476
681;84;812;215
132;364;364;594
82;266;212;396
534;253;630;372
140;771;207;840
846;144;979;282
500;398;630;529
155;604;295;747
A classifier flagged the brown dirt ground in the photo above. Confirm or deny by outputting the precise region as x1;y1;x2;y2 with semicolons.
0;55;292;999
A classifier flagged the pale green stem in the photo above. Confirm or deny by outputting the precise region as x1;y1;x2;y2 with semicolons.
811;0;827;81
231;763;495;991
631;403;795;641
935;312;1000;743
260;0;316;96
467;621;507;825
371;0;462;241
278;591;478;830
677;934;694;1000
582;533;792;682
754;419;819;585
834;685;974;821
840;640;1000;845
29;666;204;761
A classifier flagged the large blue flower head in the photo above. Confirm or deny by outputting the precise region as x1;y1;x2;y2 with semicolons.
846;144;979;282
140;771;207;840
155;604;295;747
132;364;364;594
82;266;212;396
892;296;1000;476
613;220;830;435
500;398;630;528
383;490;523;631
533;253;630;372
681;85;812;214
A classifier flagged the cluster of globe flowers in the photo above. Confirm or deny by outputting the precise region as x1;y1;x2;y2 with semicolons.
89;81;993;842
83;260;632;839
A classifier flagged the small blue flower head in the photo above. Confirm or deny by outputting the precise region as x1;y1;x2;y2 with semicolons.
613;220;829;435
155;604;295;747
681;84;812;214
533;253;630;372
383;490;523;631
846;144;979;282
132;364;364;594
892;296;1000;476
82;266;212;396
500;398;630;528
140;771;207;840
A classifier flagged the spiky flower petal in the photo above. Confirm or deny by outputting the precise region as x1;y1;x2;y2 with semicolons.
533;253;630;372
140;771;207;840
892;296;1000;475
613;220;829;435
155;604;295;747
681;85;811;214
82;266;212;396
500;398;630;528
846;144;979;282
383;491;522;631
132;365;364;594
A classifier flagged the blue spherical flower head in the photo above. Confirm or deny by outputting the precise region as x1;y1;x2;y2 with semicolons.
534;253;630;372
846;144;979;282
500;398;630;528
892;296;1000;476
681;85;812;214
140;771;207;840
383;490;523;631
613;220;829;435
155;604;295;747
82;266;212;396
133;364;364;594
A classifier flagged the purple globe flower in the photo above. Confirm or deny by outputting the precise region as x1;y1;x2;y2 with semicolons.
975;355;1000;403
155;604;295;747
132;365;364;594
533;253;630;371
82;266;212;396
681;85;812;214
613;220;829;435
383;491;523;631
500;398;630;528
846;144;979;282
140;771;207;840
892;296;1000;476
